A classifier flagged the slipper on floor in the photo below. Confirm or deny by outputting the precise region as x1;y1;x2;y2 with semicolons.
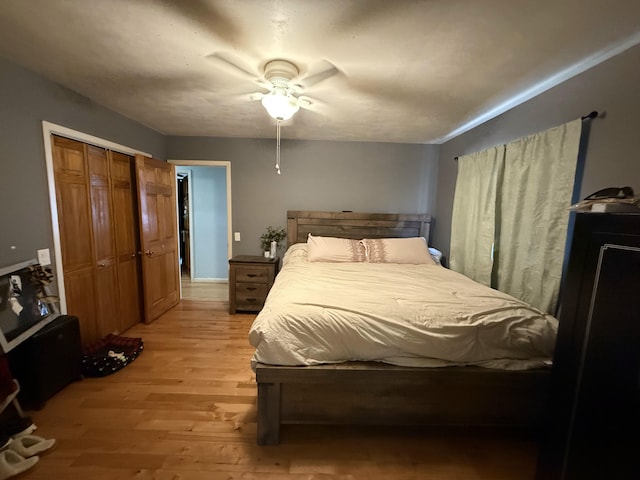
0;450;38;480
8;435;55;458
0;436;10;451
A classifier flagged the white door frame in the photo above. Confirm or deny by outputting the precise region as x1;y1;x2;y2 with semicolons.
168;160;233;275
41;121;151;313
175;169;195;281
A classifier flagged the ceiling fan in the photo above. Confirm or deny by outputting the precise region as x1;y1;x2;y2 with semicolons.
209;54;340;174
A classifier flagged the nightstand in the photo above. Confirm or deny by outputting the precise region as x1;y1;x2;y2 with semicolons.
228;255;279;314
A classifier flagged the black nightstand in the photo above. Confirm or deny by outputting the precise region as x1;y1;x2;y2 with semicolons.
228;256;279;314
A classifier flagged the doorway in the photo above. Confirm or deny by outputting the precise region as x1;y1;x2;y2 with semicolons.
169;160;232;302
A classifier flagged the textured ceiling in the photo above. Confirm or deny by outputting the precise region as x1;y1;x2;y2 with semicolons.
0;0;639;143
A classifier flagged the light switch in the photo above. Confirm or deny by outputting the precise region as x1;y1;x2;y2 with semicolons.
37;248;51;265
234;232;241;241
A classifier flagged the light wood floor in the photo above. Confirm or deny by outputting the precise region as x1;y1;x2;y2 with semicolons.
181;274;228;301
24;300;539;479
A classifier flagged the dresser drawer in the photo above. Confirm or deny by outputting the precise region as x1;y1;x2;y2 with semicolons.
235;282;269;301
235;266;270;283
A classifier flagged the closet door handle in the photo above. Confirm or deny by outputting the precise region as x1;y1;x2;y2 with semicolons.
97;263;105;268
144;250;154;256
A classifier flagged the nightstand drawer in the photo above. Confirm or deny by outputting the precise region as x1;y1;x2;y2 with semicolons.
235;266;270;283
236;296;268;311
235;282;269;300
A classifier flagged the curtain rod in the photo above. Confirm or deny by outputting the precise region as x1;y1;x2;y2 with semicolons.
453;111;599;160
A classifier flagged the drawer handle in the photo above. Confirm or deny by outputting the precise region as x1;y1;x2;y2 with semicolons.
246;298;257;302
247;274;258;277
246;287;257;291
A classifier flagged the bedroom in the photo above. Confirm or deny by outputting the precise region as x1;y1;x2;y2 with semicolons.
0;1;639;479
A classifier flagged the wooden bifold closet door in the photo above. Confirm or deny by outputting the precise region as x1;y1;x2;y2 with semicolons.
52;136;165;346
134;155;180;323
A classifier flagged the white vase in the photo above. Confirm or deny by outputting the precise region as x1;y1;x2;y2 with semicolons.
270;241;277;259
263;251;270;258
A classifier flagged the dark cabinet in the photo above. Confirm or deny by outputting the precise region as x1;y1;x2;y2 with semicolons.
536;213;640;480
8;315;82;409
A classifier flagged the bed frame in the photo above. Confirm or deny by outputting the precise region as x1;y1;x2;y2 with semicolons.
255;210;551;445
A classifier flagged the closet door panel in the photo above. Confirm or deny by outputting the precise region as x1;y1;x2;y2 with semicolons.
63;266;97;346
52;136;98;344
116;258;143;332
87;145;120;336
52;137;93;271
57;182;94;270
135;155;180;323
110;151;143;332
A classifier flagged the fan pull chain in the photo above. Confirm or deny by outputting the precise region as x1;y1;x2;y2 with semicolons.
275;119;282;175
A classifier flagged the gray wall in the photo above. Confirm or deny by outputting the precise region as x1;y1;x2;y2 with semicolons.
166;137;439;256
433;43;640;260
0;57;165;270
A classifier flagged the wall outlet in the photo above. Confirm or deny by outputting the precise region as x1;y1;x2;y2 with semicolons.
234;232;241;241
37;248;51;265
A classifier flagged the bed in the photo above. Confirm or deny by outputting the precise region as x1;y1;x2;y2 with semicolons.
250;210;555;445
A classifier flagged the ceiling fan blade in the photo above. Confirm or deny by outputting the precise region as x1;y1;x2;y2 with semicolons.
207;51;261;82
297;96;313;109
298;60;342;88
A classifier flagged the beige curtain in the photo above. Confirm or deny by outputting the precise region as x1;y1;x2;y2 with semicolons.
450;146;505;285
493;119;582;313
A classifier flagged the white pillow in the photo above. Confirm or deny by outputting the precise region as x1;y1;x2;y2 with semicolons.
362;237;435;264
428;247;443;266
307;234;367;262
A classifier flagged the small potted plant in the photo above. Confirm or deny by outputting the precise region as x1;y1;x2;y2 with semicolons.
260;226;287;258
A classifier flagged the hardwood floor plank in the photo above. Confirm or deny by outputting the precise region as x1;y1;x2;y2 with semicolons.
23;300;538;480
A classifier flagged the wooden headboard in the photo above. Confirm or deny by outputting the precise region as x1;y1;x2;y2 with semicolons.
287;210;431;245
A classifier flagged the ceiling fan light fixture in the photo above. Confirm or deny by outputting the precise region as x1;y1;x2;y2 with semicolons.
261;88;300;121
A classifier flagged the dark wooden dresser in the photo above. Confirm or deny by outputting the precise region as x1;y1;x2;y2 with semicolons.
228;256;279;314
536;213;640;480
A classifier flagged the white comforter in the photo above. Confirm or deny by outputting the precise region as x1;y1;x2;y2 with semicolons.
249;244;558;370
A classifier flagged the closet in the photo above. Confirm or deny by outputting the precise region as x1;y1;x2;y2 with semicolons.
51;137;179;345
536;212;640;479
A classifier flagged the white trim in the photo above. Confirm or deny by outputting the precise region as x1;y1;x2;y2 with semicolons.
168;160;233;262
177;169;195;281
42;121;151;312
174;171;184;298
186;170;195;281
